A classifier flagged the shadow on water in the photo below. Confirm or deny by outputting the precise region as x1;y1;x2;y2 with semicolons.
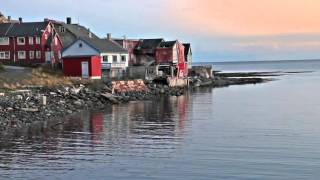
0;93;192;178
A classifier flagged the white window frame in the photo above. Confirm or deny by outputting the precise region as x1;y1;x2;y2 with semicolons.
121;55;126;62
18;51;26;59
59;26;65;33
103;55;109;62
0;51;10;59
17;37;25;45
29;51;34;59
112;55;118;63
29;37;34;45
36;37;41;44
0;37;9;45
36;51;41;59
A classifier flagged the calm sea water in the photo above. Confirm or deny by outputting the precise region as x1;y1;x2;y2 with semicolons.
1;60;320;180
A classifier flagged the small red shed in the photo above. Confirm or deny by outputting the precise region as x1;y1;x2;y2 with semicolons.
63;55;102;79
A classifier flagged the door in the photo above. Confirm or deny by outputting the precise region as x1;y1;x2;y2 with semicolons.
45;51;51;63
81;61;89;79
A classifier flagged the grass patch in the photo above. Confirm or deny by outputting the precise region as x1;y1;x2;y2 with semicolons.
0;63;4;72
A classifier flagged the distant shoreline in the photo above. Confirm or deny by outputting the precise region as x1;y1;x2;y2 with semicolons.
194;59;320;64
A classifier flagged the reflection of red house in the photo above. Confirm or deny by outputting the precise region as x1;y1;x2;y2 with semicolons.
90;113;104;134
155;40;187;78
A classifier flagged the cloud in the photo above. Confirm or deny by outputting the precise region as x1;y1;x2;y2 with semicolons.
167;0;320;36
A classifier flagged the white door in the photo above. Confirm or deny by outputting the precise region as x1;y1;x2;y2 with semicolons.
81;61;89;79
45;51;51;62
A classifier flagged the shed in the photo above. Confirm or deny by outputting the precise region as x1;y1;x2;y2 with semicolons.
63;55;101;79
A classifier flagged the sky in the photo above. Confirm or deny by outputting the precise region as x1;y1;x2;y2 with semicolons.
2;0;320;62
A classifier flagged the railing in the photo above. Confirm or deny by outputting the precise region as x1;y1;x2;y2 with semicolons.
101;62;127;69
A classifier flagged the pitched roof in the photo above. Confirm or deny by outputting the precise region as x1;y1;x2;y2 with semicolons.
0;22;49;37
183;43;191;53
80;37;128;53
53;22;99;47
159;41;177;48
136;38;164;50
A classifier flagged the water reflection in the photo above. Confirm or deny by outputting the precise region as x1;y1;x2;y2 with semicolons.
0;94;191;179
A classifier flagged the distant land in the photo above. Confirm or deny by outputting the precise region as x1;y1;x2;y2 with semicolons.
194;59;320;64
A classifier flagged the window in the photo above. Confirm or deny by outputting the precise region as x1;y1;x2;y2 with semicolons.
112;55;117;63
103;55;109;62
18;51;26;59
0;37;9;45
36;37;41;44
78;43;83;48
36;51;41;59
44;34;48;40
17;37;25;45
29;37;33;45
0;51;10;59
121;55;126;62
59;26;65;33
29;51;34;59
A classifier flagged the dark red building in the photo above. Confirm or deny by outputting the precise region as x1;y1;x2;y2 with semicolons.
62;55;102;79
155;40;187;78
0;18;62;65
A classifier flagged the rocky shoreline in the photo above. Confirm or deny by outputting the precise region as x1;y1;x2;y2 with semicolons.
0;72;277;134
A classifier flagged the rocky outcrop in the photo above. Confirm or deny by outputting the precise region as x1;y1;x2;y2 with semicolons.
0;81;186;132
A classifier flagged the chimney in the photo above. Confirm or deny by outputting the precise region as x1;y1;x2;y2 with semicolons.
7;16;11;21
107;33;112;40
18;17;22;23
66;17;71;24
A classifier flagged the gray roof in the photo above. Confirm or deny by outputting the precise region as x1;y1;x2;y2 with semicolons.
183;43;191;53
53;22;99;47
80;37;128;53
136;38;164;50
159;41;177;48
0;22;49;37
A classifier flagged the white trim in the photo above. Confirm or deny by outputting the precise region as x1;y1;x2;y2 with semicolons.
90;76;101;80
36;51;41;59
0;37;9;45
0;51;10;59
36;37;41;44
29;37;34;45
29;51;34;59
17;37;25;45
18;51;26;59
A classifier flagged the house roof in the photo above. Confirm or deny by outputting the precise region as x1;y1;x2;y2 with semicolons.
0;22;49;37
70;37;128;54
53;22;99;47
159;41;177;48
83;37;127;53
136;38;164;50
183;43;191;53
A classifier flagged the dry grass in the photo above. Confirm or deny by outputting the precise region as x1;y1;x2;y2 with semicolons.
0;66;77;90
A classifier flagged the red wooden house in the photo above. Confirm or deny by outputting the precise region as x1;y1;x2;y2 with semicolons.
0;18;62;65
155;40;187;78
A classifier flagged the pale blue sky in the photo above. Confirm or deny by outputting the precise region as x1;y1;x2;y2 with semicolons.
2;0;320;62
